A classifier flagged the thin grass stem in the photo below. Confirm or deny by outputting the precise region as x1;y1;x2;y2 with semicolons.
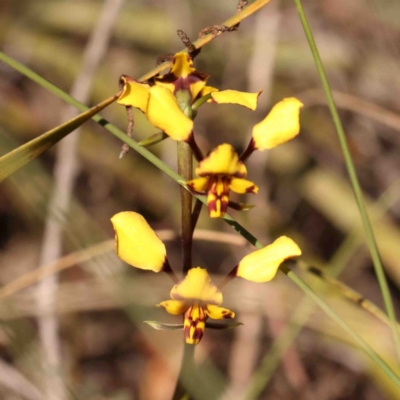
293;0;400;363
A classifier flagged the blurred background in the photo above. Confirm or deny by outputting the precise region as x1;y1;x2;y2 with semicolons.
1;0;400;399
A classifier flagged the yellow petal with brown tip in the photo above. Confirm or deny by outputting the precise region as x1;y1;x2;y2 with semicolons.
157;300;188;315
229;178;259;194
206;305;235;320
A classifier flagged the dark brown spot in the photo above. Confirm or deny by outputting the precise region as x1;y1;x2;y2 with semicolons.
229;265;239;278
192;327;204;341
357;297;365;306
245;185;256;194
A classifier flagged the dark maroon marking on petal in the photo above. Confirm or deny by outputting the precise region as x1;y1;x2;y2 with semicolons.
186;182;207;196
188;71;209;85
232;161;247;179
207;197;217;215
245;185;256;194
184;324;191;338
173;78;191;94
172;73;208;95
192;327;204;341
156;73;177;84
155;72;209;97
220;196;229;216
221;310;234;319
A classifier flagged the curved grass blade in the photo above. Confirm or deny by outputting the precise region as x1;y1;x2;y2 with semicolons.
144;321;184;331
138;131;168;147
0;95;117;182
293;0;400;362
301;262;400;331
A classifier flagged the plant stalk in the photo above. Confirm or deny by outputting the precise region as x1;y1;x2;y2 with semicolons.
178;140;193;273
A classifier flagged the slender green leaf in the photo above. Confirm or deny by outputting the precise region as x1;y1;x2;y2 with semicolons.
144;321;184;331
206;321;244;330
138;131;168;147
0;95;117;182
294;0;400;362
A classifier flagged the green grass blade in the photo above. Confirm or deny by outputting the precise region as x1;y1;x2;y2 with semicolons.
2;51;400;386
283;265;400;385
0;95;117;182
293;0;400;362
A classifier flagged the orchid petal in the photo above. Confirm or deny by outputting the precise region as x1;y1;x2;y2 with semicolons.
146;86;193;141
252;98;303;150
230;178;259;194
170;268;223;305
111;212;167;272
117;80;150;113
211;90;262;110
196;144;247;177
206;305;235;320
237;236;301;282
157;300;188;315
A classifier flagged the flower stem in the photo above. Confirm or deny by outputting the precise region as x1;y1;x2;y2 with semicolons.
239;138;256;162
172;343;196;400
178;140;193;273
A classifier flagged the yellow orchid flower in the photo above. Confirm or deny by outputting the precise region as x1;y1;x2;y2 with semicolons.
117;52;262;144
158;268;235;345
187;143;259;218
154;52;209;103
110;211;302;344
